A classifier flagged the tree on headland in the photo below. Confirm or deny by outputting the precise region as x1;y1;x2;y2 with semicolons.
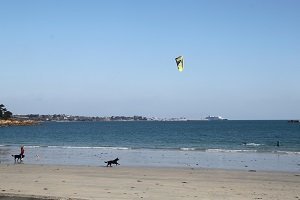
0;104;38;127
0;104;4;118
0;104;13;119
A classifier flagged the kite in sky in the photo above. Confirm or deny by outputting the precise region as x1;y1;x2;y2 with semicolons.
175;56;184;72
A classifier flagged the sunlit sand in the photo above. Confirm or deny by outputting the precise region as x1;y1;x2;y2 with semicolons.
0;164;299;200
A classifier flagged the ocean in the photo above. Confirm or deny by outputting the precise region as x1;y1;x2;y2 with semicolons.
0;120;299;172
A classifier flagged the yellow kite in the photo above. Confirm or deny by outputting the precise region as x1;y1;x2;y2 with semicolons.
175;56;184;72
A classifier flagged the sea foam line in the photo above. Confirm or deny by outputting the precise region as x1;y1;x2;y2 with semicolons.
180;147;197;151
206;149;258;153
244;143;263;146
46;146;130;150
10;145;300;155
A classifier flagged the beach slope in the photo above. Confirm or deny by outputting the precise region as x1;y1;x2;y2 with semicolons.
0;165;299;200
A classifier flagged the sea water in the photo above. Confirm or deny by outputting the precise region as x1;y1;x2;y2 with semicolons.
0;121;299;172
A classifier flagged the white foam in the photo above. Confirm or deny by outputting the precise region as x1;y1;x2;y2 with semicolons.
26;145;41;148
180;147;196;151
245;143;263;146
206;149;257;153
48;146;130;150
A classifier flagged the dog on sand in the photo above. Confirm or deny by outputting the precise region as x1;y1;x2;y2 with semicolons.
105;158;120;167
12;154;25;162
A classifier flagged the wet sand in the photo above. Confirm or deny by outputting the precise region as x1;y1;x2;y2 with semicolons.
0;164;299;200
0;196;54;200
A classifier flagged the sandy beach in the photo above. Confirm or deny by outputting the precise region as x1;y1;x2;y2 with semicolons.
0;164;299;200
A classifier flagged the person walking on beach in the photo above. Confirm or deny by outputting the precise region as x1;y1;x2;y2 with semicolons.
20;146;25;160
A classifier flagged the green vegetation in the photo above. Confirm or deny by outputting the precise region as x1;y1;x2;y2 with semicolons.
0;104;38;127
0;104;13;119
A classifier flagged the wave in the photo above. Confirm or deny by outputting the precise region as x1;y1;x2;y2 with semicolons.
180;147;197;151
0;144;12;147
205;148;300;155
243;143;263;146
3;144;300;155
62;146;130;150
26;145;42;148
205;149;257;153
27;145;131;150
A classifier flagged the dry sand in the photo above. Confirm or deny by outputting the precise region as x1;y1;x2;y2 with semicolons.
0;164;299;200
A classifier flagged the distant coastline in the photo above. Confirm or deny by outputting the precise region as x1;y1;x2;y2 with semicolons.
1;113;231;126
12;114;189;122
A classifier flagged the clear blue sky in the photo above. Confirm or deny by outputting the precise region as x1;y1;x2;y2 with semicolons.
1;0;299;120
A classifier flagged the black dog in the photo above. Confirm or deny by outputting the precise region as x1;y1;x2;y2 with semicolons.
105;158;120;167
12;154;25;162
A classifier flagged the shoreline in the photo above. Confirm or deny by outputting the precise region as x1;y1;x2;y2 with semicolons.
0;164;299;200
1;146;300;173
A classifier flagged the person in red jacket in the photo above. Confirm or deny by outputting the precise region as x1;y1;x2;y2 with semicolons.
20;146;25;160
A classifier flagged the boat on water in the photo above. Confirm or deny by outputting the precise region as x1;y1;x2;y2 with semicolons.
205;116;228;121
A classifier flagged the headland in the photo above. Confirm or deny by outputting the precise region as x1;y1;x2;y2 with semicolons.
0;119;39;127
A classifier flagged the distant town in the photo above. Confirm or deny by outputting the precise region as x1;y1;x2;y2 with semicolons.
12;114;188;122
2;103;228;124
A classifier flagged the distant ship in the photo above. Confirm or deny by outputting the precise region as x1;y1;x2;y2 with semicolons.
205;116;228;121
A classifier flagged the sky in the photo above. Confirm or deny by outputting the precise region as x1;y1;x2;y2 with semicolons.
0;0;299;120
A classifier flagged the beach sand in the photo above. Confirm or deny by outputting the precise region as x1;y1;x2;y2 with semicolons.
0;164;299;200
